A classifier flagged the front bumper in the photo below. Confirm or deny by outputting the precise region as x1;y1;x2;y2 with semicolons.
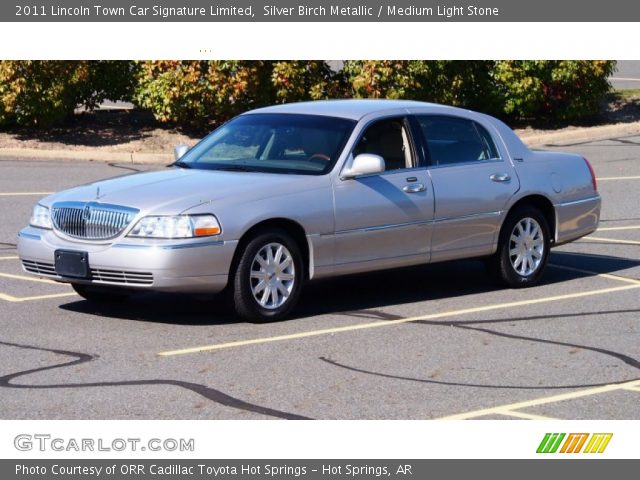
17;227;237;293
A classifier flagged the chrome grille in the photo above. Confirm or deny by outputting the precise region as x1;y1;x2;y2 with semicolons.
22;259;57;276
90;269;153;285
51;202;138;240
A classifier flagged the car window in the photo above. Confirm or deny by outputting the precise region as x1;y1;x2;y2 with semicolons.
181;114;356;175
417;115;500;166
353;118;414;171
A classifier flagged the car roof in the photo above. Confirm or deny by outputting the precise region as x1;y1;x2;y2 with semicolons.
245;99;471;121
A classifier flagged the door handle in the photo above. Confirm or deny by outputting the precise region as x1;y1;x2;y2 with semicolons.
403;183;426;193
490;173;511;183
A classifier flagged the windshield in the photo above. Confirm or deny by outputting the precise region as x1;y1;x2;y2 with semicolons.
179;113;356;174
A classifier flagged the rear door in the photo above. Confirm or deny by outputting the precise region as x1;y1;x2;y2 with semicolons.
415;114;519;262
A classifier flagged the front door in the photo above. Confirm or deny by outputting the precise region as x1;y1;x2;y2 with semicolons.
332;117;435;273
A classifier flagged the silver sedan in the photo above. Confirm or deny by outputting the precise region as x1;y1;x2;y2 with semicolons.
18;100;601;321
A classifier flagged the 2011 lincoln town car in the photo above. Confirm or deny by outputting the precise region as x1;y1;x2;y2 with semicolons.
18;100;601;321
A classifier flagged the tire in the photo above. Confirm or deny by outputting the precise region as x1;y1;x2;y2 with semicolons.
488;206;551;288
232;229;304;322
72;284;130;303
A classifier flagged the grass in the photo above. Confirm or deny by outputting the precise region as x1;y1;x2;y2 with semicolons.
611;88;640;101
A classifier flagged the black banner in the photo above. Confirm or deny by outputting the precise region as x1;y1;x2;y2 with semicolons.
4;460;640;480
5;0;640;22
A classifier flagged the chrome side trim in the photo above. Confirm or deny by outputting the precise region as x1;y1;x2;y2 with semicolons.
427;158;504;170
325;211;501;237
434;210;502;224
18;231;42;241
331;219;433;236
113;239;225;250
554;195;600;208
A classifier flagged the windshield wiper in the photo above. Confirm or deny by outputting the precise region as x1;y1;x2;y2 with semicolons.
216;165;259;172
170;160;192;169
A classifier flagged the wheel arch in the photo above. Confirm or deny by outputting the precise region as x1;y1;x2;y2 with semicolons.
231;218;311;281
502;194;556;244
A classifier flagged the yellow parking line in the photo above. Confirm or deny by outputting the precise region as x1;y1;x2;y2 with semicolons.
158;282;640;356
620;386;640;392
597;225;640;232
549;263;640;286
0;272;60;285
438;379;640;420
0;192;53;196
586;236;640;246
0;291;76;302
494;409;557;420
0;256;19;260
598;176;640;181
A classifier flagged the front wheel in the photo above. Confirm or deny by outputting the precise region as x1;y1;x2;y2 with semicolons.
232;230;304;322
488;206;551;288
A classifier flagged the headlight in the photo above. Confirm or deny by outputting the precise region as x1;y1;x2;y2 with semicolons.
30;204;52;229
128;214;221;239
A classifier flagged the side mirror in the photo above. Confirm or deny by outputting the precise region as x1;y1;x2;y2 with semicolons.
341;154;385;179
174;144;190;161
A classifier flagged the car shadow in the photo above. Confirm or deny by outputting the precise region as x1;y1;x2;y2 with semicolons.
58;250;640;325
295;250;640;319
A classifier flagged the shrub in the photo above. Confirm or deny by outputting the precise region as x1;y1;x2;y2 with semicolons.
342;60;502;115
342;60;430;99
0;60;616;129
492;60;616;120
342;60;615;121
0;61;86;127
133;61;274;129
0;60;136;128
83;61;138;109
271;61;345;103
430;61;502;114
133;61;346;127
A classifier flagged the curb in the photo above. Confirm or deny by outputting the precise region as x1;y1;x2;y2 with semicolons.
518;121;640;147
1;121;640;164
0;148;173;165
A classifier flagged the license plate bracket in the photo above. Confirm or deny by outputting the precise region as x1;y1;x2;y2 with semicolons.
54;250;89;278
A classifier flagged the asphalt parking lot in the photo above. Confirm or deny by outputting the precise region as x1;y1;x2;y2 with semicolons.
0;136;639;420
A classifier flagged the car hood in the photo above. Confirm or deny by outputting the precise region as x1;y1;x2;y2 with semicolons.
41;168;323;215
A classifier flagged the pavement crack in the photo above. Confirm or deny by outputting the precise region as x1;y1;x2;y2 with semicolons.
0;340;311;420
319;357;638;391
455;324;640;371
320;308;640;390
342;309;405;321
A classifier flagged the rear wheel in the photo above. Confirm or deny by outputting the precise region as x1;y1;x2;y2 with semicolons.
488;206;550;288
72;284;130;303
232;230;304;322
